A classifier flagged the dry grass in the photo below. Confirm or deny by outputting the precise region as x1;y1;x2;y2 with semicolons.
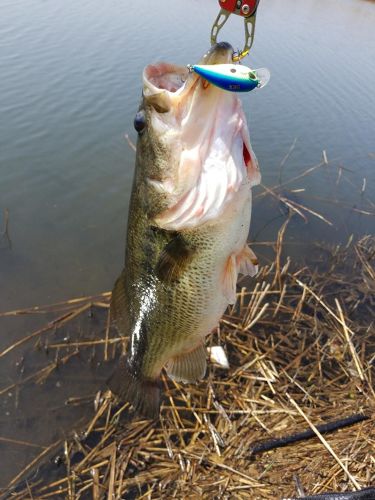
1;153;374;499
1;231;373;499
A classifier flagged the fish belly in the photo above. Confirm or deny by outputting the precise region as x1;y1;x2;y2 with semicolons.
150;184;253;364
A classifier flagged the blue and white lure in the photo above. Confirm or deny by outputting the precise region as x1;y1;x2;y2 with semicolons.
188;63;270;93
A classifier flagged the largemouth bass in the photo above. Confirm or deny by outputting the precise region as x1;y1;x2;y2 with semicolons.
108;43;261;418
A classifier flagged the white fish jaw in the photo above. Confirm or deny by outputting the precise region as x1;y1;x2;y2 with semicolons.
142;48;261;231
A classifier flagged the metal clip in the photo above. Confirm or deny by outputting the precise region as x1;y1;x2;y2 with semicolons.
211;0;260;61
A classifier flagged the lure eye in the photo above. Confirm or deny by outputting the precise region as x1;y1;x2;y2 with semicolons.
134;110;146;133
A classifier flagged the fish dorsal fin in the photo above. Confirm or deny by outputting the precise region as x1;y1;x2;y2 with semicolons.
155;234;196;283
165;343;207;383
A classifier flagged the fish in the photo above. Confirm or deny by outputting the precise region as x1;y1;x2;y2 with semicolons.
107;42;261;418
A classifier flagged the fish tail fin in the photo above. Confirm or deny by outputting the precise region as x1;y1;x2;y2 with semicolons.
107;357;161;419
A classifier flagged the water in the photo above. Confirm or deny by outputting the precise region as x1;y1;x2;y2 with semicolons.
0;0;374;487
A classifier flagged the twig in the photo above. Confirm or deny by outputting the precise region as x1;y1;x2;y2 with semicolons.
1;208;11;248
361;178;366;195
249;413;369;455
279;138;297;184
285;486;375;500
0;436;46;449
294;279;356;337
0;304;91;359
287;394;361;490
124;133;136;152
6;439;62;488
255;159;328;200
0;292;110;318
335;299;365;381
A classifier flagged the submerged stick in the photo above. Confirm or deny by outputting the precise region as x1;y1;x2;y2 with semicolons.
6;439;62;489
1;207;11;248
0;291;110;318
249;413;369;455
124;133;136;152
279;137;298;184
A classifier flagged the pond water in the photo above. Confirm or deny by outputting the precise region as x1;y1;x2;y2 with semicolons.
0;0;374;488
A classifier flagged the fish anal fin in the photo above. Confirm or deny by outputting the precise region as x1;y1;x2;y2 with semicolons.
223;254;238;305
155;234;195;283
107;356;161;419
110;269;129;334
165;343;206;383
236;244;259;277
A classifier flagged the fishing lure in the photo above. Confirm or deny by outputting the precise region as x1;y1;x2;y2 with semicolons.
189;63;270;93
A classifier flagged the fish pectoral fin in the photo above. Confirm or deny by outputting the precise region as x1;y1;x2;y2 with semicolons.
155;234;196;283
223;254;238;305
165;343;207;383
236;244;259;277
110;269;129;334
107;356;161;419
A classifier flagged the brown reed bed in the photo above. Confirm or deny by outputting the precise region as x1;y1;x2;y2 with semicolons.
0;229;373;499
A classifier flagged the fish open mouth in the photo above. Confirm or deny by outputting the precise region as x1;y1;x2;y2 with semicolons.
142;43;261;230
144;63;190;94
143;42;234;95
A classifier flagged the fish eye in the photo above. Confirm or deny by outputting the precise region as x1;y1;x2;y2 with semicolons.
134;110;146;133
